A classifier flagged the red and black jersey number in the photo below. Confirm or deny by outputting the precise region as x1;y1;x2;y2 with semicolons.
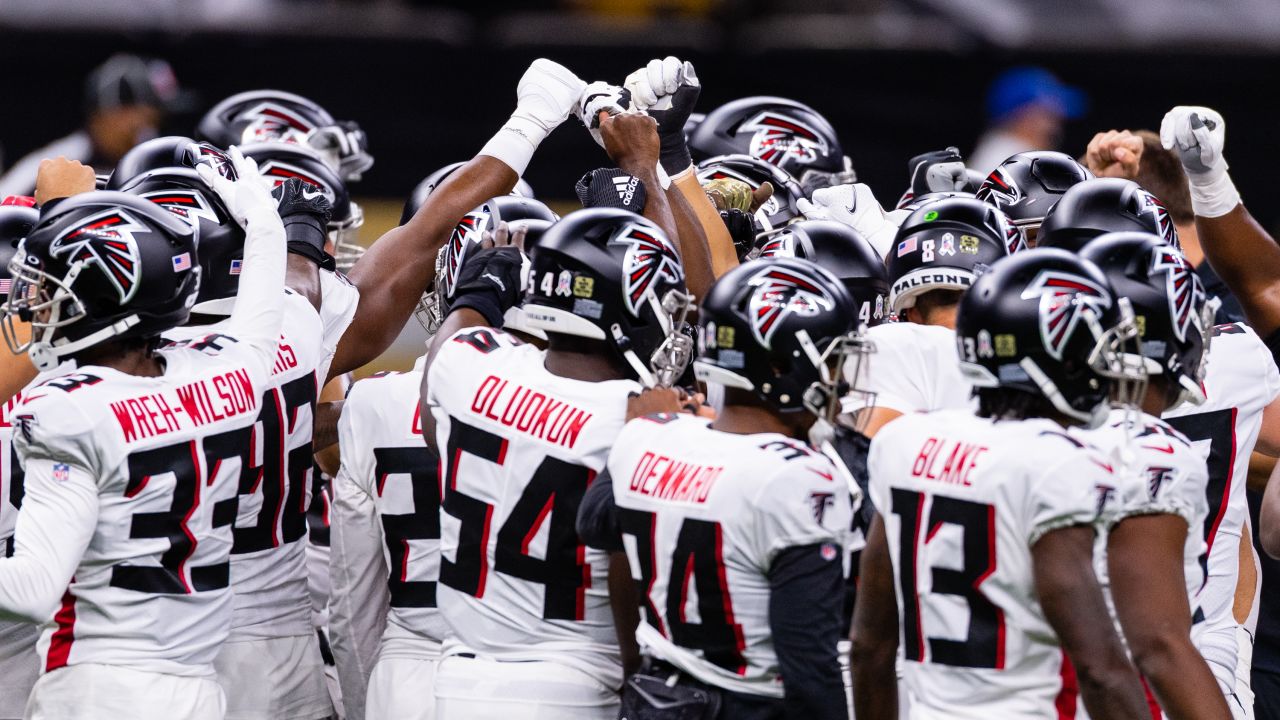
1164;408;1236;571
618;509;748;675
441;417;593;620
890;489;1004;669
375;445;441;608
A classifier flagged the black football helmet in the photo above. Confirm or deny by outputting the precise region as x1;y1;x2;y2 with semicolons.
688;96;854;195
416;196;558;333
695;257;865;417
401;162;536;226
106;136;236;191
240;142;364;271
886;197;1013;313
0;205;38;302
118;167;245;315
956;248;1142;428
696;154;804;232
196;90;373;182
754;219;889;327
523;208;691;387
1080;232;1214;408
2;192;200;371
1037;178;1179;252
976;151;1093;249
893;190;977;213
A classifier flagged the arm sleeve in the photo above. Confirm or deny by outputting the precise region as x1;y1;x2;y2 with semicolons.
227;195;288;367
768;543;848;720
328;428;390;720
576;470;624;553
0;458;97;623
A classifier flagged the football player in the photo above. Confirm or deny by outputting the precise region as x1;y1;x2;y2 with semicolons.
974;150;1092;249
0;152;286;718
1073;232;1232;719
1160;105;1280;720
1036;177;1180;251
852;249;1150;720
128;161;355;718
579;256;860;719
419;201;690;718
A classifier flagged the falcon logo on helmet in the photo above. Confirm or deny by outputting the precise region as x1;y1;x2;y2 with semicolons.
976;167;1024;207
238;102;316;145
256;160;336;203
746;265;836;347
1022;270;1111;360
195;145;237;180
1150;246;1203;343
49;208;146;303
1132;189;1178;247
140;190;220;229
613;225;683;315
742;111;829;167
756;231;796;258
439;212;488;297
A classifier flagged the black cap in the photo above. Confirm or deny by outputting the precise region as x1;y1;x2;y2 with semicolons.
84;54;182;114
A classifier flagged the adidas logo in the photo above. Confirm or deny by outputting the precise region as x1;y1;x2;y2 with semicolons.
613;175;638;206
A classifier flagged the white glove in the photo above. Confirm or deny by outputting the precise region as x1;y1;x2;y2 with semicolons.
197;146;280;233
799;183;899;259
625;56;687;110
921;161;969;193
481;59;586;175
1160;105;1239;217
575;81;631;149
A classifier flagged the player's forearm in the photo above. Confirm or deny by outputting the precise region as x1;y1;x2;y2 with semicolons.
664;174;716;303
228;196;287;361
285;255;322;312
672;169;739;278
620;162;680;250
850;518;899;720
1196;204;1280;337
1261;460;1280;559
0;461;97;623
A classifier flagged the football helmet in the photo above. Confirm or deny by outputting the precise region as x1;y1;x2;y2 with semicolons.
2;192;200;370
240;142;364;271
106;136;236;191
696;154;804;232
886;197;1012;312
956;248;1141;428
400;162;536;226
1037;178;1179;252
196;90;373;182
416;196;558;333
975;151;1093;249
523;208;691;387
0;204;38;301
695;257;866;417
688;96;854;195
754;219;889;327
1080;232;1215;407
118;167;245;315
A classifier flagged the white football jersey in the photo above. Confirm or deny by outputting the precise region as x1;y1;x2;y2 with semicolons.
844;322;973;416
426;327;636;689
9;331;276;676
608;414;851;698
337;365;446;655
164;287;342;640
1163;321;1280;692
868;409;1121;719
0;391;38;717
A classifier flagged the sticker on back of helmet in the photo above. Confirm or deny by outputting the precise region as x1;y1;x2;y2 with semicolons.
746;265;835;348
612;224;683;315
1149;246;1203;343
49;208;147;303
741;111;829;167
1021;270;1111;361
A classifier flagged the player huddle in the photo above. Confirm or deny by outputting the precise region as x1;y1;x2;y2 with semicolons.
0;54;1276;720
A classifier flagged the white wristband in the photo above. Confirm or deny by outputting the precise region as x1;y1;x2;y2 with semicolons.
1187;167;1241;219
478;114;549;177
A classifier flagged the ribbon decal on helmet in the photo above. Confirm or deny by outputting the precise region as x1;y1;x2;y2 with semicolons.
746;265;835;347
49;208;146;304
1022;270;1111;360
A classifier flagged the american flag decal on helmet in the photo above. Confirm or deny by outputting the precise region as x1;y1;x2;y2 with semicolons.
612;224;683;315
1150;246;1203;342
49;208;146;303
1021;270;1111;360
741;111;829;167
746;265;835;347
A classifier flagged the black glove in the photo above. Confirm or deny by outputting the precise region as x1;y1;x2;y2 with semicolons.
907;146;968;197
448;246;525;328
720;208;761;262
646;69;700;176
274;178;336;270
576;168;647;212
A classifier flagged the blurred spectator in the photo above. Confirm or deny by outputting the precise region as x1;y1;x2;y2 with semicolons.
969;66;1085;174
0;54;182;197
